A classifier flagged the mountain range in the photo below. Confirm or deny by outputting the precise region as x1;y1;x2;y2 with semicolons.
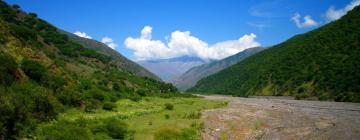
138;56;209;82
173;47;265;91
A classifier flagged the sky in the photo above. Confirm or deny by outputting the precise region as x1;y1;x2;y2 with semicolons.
4;0;359;60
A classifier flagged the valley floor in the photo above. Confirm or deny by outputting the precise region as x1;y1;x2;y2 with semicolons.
201;95;360;140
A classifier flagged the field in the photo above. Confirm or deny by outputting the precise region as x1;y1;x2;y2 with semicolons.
36;96;227;140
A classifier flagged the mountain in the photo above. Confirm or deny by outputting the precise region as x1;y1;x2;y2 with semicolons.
173;47;264;91
138;56;209;82
190;6;360;102
0;2;176;139
62;31;161;81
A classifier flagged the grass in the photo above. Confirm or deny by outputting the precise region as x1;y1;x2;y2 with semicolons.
47;96;228;140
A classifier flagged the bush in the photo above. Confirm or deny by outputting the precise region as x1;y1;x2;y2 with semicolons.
28;12;37;18
128;94;141;102
21;59;46;83
104;119;129;139
102;102;116;111
56;89;84;107
0;53;17;85
86;88;108;102
85;99;101;112
164;103;174;110
164;114;170;119
0;83;63;139
137;89;147;96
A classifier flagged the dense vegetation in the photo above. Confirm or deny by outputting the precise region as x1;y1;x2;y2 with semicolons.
190;6;360;102
0;1;178;139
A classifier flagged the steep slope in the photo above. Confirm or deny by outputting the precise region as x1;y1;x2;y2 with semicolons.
190;6;360;102
63;31;161;81
0;2;176;139
174;47;264;91
138;56;209;82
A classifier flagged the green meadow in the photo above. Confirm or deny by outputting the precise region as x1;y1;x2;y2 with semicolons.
36;97;227;140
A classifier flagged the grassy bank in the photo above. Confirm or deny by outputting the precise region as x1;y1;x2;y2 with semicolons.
36;96;228;140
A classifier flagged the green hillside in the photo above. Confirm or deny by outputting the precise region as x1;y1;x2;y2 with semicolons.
0;1;176;139
63;31;161;81
190;6;360;102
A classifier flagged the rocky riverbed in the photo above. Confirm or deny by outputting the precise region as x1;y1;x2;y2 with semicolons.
201;95;360;140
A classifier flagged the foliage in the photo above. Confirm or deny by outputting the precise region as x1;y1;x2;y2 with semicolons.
103;102;116;111
0;83;63;139
164;103;174;110
103;119;129;139
190;6;360;102
21;59;46;83
0;53;17;85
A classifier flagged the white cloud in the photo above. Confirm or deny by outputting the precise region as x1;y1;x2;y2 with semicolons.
326;0;360;22
101;37;118;50
291;13;318;28
124;26;260;61
73;31;92;39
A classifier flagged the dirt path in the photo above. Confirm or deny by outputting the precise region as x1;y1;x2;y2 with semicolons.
201;95;360;140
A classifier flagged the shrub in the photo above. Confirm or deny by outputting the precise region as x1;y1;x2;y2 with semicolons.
137;89;146;96
104;119;129;139
164;114;170;119
87;88;108;101
128;94;141;102
21;59;46;83
56;89;84;107
28;12;37;18
0;53;17;85
9;24;37;41
0;83;63;139
164;103;174;110
103;102;116;111
85;99;101;112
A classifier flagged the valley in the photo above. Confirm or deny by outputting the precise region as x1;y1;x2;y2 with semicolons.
1;0;360;140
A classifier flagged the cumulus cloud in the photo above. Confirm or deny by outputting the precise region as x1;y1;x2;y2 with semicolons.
101;37;118;49
291;13;318;28
73;31;92;39
124;26;260;61
326;0;360;22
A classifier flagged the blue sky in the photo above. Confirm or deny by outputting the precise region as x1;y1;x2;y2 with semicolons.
4;0;357;60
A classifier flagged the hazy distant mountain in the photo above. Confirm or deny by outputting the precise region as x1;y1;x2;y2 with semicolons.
138;56;210;82
173;47;264;91
190;6;360;102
